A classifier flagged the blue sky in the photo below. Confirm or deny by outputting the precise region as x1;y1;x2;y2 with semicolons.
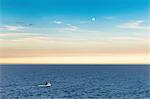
1;0;149;15
0;0;149;59
1;0;149;23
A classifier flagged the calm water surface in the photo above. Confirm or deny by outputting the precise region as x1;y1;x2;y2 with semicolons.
0;64;150;99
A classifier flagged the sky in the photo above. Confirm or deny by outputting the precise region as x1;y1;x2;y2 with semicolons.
0;0;150;64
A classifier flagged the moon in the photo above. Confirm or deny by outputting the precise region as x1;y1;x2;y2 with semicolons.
91;17;96;22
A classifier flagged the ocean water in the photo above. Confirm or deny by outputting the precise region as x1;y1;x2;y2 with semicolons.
0;64;150;99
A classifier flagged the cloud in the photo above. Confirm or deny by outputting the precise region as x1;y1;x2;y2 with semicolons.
0;25;25;31
117;20;149;30
0;33;47;38
14;36;52;42
16;22;33;26
0;36;92;49
58;24;79;32
65;24;78;32
53;20;79;32
110;36;146;41
53;21;63;24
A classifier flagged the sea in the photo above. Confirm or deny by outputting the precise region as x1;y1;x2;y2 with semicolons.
0;64;150;99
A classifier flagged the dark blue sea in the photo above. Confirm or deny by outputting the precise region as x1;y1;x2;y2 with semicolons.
0;64;150;99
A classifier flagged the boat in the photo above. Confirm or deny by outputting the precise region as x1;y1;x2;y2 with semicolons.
38;82;51;87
